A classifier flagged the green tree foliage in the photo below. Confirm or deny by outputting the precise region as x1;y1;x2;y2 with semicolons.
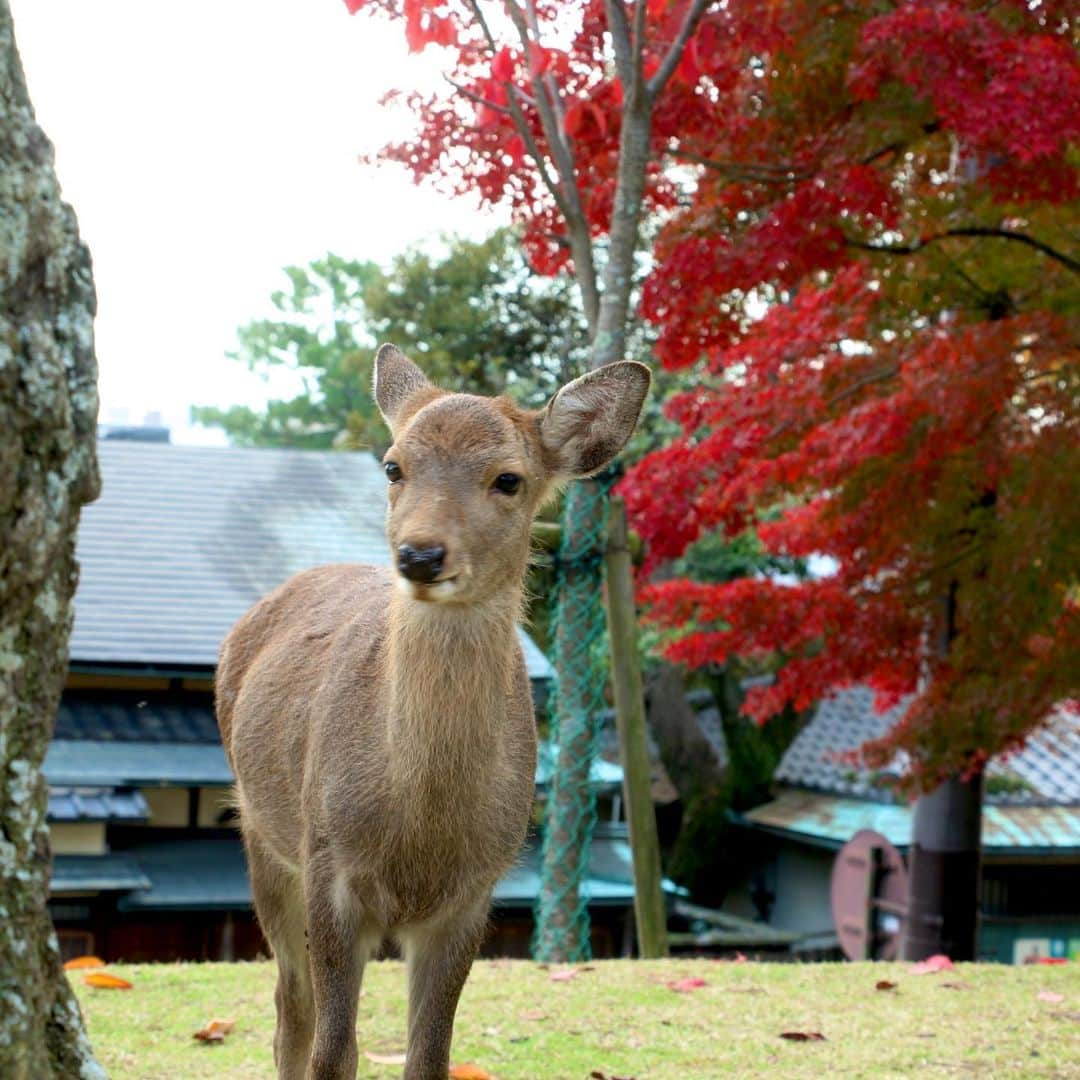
192;230;587;453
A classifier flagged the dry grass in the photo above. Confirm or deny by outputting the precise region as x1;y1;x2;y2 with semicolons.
72;958;1080;1079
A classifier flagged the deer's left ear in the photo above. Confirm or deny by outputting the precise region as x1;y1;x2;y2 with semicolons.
538;361;651;478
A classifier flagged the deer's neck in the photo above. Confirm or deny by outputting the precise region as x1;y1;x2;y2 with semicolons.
385;589;521;784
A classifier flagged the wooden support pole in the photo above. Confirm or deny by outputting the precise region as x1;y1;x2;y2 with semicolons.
604;496;669;958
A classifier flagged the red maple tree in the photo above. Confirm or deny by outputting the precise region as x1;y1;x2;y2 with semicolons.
620;1;1080;787
342;0;1078;790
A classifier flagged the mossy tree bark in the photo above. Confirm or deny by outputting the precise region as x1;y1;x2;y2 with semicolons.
0;2;104;1075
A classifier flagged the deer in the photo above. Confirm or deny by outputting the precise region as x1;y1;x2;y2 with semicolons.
215;344;650;1080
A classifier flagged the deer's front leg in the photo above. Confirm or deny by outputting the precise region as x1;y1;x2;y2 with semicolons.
304;859;374;1080
401;903;487;1080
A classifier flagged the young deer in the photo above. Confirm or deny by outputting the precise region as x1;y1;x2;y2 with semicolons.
216;345;649;1080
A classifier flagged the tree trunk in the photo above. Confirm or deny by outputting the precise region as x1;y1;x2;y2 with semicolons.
902;772;983;961
0;3;104;1075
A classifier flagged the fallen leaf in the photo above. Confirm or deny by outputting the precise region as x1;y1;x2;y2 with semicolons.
589;1072;638;1080
875;980;898;991
910;954;955;975
549;967;580;982
449;1066;493;1080
82;972;133;990
519;1009;547;1021
63;956;105;971
666;977;708;993
1049;1010;1080;1021
1036;957;1068;965
363;1050;407;1066
1037;991;1065;1004
939;982;967;991
780;1031;826;1042
193;1018;235;1043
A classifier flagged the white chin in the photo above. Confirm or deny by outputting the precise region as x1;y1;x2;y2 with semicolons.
396;576;461;603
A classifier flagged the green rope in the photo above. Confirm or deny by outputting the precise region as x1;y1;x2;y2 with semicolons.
532;471;617;962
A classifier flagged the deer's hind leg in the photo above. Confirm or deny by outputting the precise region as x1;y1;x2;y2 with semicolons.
244;835;314;1080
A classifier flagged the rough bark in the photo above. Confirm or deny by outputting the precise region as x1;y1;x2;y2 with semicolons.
0;2;104;1075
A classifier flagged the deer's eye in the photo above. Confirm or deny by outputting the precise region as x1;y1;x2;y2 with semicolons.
492;473;522;495
384;462;403;483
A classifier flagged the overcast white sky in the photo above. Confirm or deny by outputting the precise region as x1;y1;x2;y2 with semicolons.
11;1;503;443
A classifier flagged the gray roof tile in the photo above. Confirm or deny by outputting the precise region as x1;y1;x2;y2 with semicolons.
775;687;1080;807
72;441;552;680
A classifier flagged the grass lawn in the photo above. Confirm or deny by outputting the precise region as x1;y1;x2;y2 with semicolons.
72;958;1080;1079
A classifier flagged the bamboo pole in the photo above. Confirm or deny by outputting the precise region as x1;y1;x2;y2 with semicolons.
603;496;669;958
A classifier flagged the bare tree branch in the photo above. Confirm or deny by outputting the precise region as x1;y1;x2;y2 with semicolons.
503;0;601;330
646;0;710;101
604;0;635;88
850;227;1080;276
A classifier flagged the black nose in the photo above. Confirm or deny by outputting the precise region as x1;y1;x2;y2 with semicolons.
397;544;446;584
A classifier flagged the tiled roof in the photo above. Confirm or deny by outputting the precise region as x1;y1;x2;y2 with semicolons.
51;854;151;893
71;441;553;680
47;787;149;823
110;824;681;912
775;686;1080;807
56;695;219;743
43;740;233;787
745;789;1080;853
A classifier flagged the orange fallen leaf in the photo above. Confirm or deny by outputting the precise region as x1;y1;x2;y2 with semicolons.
363;1050;407;1066
666;977;708;993
63;956;105;971
910;954;954;975
780;1031;826;1042
875;980;898;991
193;1018;235;1043
83;972;133;990
1037;991;1066;1004
449;1066;493;1080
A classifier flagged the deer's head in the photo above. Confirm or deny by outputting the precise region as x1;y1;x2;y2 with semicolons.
373;344;649;605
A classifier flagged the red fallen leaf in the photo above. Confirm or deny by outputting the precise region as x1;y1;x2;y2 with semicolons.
549;966;580;982
63;956;105;970
364;1050;407;1066
83;972;133;990
449;1066;493;1080
910;954;954;975
1037;991;1066;1004
875;980;898;991
667;977;708;993
1036;957;1068;965
193;1018;235;1043
780;1031;826;1042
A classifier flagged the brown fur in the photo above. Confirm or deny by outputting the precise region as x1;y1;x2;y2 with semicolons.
216;344;649;1079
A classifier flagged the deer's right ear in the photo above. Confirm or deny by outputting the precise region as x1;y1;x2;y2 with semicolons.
539;361;651;478
374;344;430;431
